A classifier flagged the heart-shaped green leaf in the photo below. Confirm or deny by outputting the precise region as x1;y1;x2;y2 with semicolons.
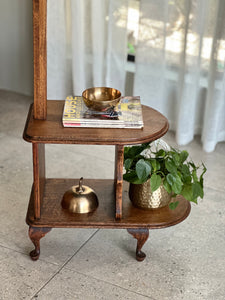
172;153;180;167
123;171;144;184
151;159;161;171
166;173;176;185
171;174;183;194
169;201;179;210
180;150;189;163
181;184;193;202
150;174;162;192
155;149;165;157
165;158;177;174
124;158;133;171
136;159;151;182
192;182;204;199
163;177;172;193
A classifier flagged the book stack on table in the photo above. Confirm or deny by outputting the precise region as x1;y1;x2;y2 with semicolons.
62;96;144;129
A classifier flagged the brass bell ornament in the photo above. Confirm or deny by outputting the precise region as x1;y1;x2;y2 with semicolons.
61;178;99;213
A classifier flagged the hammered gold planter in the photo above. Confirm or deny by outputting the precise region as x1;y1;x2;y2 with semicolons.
129;179;171;209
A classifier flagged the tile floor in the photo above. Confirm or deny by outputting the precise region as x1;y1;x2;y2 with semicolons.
0;90;225;300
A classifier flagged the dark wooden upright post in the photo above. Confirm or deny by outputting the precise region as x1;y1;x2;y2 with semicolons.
32;143;45;219
32;0;47;219
33;0;47;119
114;145;124;220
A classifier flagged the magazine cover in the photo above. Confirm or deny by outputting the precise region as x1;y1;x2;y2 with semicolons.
62;96;144;129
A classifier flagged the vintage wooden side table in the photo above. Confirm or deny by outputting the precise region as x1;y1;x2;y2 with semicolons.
23;0;191;262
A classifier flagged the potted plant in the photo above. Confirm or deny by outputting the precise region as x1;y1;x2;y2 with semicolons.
123;141;207;210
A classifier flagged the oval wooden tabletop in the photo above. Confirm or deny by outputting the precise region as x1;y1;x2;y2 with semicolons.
24;100;169;145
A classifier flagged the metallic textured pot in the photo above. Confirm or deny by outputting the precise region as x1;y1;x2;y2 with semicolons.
129;179;171;209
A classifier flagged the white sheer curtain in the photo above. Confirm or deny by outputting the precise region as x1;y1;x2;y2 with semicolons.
47;0;128;98
134;0;225;152
47;0;225;152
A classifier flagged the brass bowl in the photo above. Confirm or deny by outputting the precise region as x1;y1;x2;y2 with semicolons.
82;87;121;111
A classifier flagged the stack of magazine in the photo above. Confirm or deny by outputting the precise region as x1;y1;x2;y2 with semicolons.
62;96;144;129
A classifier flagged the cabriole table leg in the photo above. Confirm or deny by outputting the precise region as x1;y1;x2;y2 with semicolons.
28;226;52;261
127;228;149;261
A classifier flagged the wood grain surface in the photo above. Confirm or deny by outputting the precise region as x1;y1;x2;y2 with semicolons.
32;143;45;219
33;0;47;119
114;145;124;219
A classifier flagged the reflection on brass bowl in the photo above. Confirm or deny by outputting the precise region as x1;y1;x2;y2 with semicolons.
82;87;121;111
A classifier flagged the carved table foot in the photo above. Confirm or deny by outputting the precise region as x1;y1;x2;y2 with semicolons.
28;226;52;261
127;228;149;261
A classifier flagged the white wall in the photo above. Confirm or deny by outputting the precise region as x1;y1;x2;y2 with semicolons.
0;0;33;96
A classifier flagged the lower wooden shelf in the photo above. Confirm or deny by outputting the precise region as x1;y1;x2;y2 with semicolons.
26;178;191;229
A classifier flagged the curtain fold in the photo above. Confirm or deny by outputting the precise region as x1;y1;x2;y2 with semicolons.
47;0;71;99
91;0;108;86
105;0;129;93
133;0;168;113
176;0;207;145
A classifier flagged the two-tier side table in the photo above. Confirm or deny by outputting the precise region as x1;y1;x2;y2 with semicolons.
23;0;190;262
